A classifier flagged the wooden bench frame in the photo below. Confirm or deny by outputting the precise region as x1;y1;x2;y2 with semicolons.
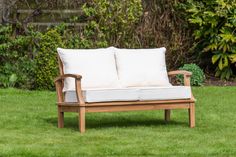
55;57;195;133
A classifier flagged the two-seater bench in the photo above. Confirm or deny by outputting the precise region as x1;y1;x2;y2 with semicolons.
55;47;195;133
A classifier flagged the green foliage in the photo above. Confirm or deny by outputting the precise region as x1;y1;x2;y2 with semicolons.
32;0;143;90
0;24;35;88
0;22;95;90
82;0;143;47
35;29;64;90
62;29;94;49
177;64;205;86
181;0;236;79
4;1;232;89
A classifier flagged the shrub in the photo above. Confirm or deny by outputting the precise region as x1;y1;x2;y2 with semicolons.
180;0;236;79
0;24;35;89
1;1;213;89
35;29;64;90
82;0;143;48
177;64;205;86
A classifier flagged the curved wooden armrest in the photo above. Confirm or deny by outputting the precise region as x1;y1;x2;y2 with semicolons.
54;74;85;105
54;74;82;83
168;70;192;76
168;70;192;86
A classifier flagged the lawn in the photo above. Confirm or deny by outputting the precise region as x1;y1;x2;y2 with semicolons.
0;87;236;157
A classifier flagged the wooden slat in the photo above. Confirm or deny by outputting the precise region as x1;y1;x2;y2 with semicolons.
58;54;64;75
17;9;83;14
61;106;79;112
58;99;195;107
86;104;190;113
87;99;195;106
27;22;87;27
59;103;190;113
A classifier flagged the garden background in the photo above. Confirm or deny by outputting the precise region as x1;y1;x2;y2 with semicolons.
0;0;236;89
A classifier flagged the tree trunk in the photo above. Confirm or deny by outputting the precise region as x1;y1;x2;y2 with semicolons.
0;0;3;23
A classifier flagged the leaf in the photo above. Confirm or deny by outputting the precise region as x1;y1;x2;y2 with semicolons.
205;43;218;52
229;54;236;63
212;54;221;64
9;74;17;87
222;55;229;68
9;74;17;83
193;30;202;39
225;69;231;80
189;17;203;25
218;58;224;70
220;70;227;80
220;33;235;42
215;69;221;77
204;11;216;17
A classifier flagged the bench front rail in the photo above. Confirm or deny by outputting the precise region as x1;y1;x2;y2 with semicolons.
55;69;195;133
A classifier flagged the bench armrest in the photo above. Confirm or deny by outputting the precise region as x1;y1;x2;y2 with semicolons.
168;70;192;86
54;74;85;105
54;74;82;82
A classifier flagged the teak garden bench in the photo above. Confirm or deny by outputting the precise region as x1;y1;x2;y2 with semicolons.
55;47;195;133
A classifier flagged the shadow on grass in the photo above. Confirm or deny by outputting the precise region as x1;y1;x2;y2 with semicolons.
44;114;187;131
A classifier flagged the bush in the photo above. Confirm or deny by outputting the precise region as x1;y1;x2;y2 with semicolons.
0;24;36;89
33;1;144;90
2;1;222;89
35;29;64;90
177;64;205;86
180;0;236;79
0;22;104;90
82;0;143;48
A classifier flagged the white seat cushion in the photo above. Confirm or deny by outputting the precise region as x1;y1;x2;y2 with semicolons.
64;86;191;103
137;86;191;101
114;47;171;87
64;88;139;103
57;47;120;91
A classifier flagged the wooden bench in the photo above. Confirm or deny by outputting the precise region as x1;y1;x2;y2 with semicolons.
55;47;195;133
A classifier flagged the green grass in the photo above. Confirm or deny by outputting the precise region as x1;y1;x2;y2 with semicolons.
0;87;236;157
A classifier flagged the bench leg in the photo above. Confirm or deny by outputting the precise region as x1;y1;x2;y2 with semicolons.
79;107;86;133
165;109;171;122
58;107;64;128
189;103;195;128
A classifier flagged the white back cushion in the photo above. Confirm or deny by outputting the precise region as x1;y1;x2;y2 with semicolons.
57;47;120;91
115;47;171;87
